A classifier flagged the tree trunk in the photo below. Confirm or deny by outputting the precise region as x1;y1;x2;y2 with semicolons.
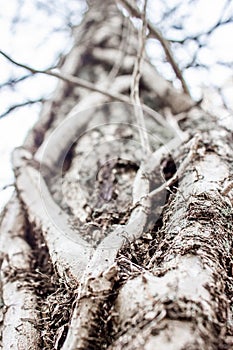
1;1;233;349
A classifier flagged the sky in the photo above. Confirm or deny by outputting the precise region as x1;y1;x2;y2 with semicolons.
0;0;233;211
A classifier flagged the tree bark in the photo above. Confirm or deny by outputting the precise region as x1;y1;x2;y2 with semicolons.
1;1;233;349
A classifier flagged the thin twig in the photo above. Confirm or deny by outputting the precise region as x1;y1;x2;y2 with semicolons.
0;99;44;119
0;50;129;103
118;0;190;96
0;50;172;131
131;0;151;155
0;183;15;191
0;74;32;89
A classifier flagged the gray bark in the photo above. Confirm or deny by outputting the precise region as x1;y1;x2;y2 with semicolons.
1;1;233;349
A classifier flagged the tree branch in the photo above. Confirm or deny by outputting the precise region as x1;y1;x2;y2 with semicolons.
12;147;93;284
131;0;151;156
118;0;190;96
0;73;33;89
0;50;171;128
0;99;44;119
0;50;130;103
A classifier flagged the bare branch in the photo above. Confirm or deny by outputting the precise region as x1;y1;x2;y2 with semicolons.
92;46;194;114
131;0;151;156
12;147;93;284
0;183;15;191
169;14;233;45
118;0;190;96
0;98;44;119
0;73;33;89
0;50;129;103
0;49;174;131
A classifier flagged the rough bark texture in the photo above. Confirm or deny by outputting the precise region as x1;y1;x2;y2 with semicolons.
1;1;233;349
